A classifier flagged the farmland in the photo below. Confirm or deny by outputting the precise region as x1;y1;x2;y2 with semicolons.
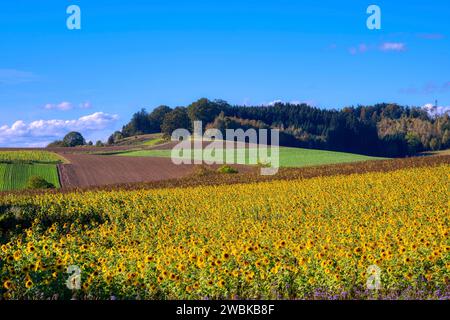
0;151;64;164
56;153;245;189
4;144;384;191
0;151;63;191
0;163;449;299
117;146;384;168
109;133;167;147
141;134;166;146
0;164;60;191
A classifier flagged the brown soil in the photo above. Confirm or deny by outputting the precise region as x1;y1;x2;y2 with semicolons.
58;154;192;188
57;153;251;189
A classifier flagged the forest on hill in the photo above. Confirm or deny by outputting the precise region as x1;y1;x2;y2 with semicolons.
109;98;450;157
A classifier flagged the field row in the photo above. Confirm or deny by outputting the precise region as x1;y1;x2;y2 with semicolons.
0;151;63;191
0;151;64;164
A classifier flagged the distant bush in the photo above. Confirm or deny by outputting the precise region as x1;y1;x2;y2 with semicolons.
47;140;67;147
26;176;55;190
190;165;215;178
217;165;238;174
95;140;104;147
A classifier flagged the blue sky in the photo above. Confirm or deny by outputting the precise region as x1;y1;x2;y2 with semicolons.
0;0;449;146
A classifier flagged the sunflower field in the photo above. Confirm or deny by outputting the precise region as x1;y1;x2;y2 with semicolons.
0;165;449;300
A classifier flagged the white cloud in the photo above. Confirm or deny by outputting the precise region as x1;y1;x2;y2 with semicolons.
0;69;37;85
380;42;406;52
44;101;93;111
267;100;284;106
422;103;450;117
0;112;119;147
44;101;73;111
348;42;407;55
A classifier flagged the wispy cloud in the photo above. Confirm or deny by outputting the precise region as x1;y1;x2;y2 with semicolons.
379;42;406;52
0;69;38;85
266;100;284;106
44;101;73;111
348;42;406;55
349;44;369;55
79;101;92;109
400;81;450;95
0;112;119;147
44;101;93;111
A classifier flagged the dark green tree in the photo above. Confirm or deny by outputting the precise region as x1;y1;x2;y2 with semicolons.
161;107;191;137
149;105;173;132
47;140;66;147
63;132;85;147
187;98;223;126
405;132;422;155
442;130;450;149
122;109;152;137
429;138;441;151
107;135;115;145
107;131;124;145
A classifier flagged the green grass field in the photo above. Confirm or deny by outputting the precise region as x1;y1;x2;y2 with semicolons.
0;151;63;191
117;146;385;168
142;135;166;146
110;133;167;147
0;163;60;191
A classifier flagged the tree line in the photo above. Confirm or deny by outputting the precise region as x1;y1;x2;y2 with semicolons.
48;132;104;148
109;98;450;157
